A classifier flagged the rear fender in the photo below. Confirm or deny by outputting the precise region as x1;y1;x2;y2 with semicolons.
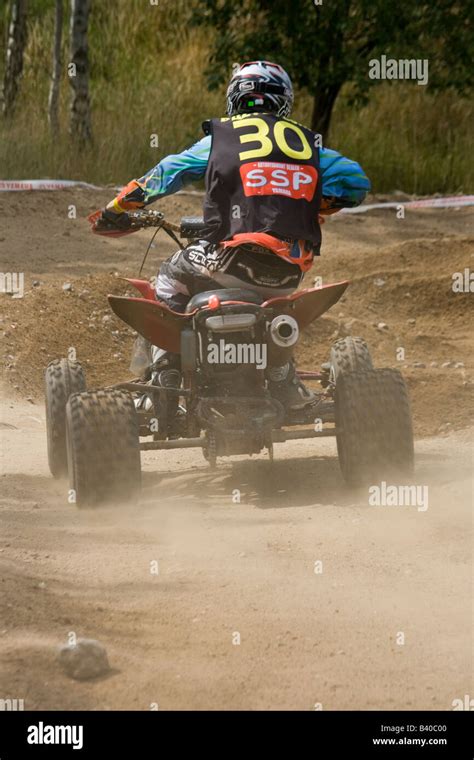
108;296;193;353
109;280;350;353
120;277;156;300
264;281;349;330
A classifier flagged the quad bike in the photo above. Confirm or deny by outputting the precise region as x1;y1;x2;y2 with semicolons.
45;210;414;507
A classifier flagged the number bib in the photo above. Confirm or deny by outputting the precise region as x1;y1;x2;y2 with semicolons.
201;112;322;256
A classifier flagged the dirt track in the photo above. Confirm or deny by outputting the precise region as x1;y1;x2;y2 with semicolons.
0;190;472;710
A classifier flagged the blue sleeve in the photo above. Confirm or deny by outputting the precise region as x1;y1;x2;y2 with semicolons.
137;135;211;204
319;148;371;208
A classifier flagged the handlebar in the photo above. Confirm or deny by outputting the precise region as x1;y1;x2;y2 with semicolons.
89;207;206;240
128;210;207;241
127;210;182;234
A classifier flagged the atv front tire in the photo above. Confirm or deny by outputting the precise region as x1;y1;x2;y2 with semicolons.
335;369;414;486
330;336;373;382
45;358;86;477
66;389;141;507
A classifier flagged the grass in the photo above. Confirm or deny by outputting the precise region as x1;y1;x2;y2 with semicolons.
0;0;472;194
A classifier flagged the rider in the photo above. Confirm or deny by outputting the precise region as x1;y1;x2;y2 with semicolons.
93;61;370;411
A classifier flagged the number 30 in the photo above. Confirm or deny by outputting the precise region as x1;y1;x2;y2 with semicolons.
233;117;313;162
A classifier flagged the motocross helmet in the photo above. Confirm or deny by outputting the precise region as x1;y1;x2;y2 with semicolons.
226;61;294;118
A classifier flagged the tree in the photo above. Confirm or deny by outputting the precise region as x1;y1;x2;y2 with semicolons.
1;0;28;117
48;0;63;136
195;0;473;141
69;0;91;142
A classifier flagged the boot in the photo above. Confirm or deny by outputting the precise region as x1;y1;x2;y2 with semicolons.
134;347;181;422
153;367;182;433
267;361;316;411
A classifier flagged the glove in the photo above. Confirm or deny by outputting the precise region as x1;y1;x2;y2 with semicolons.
92;208;132;234
96;209;131;232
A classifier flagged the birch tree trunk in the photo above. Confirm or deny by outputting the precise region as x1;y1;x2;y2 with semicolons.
69;0;92;142
48;0;63;136
1;0;28;117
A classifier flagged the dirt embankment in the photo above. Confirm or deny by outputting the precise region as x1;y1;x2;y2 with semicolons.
1;190;472;436
0;190;472;711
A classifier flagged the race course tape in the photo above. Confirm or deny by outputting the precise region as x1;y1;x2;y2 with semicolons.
174;192;474;211
341;195;474;213
1;180;473;213
0;179;101;191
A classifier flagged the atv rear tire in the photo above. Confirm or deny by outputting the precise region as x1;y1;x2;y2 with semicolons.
66;389;141;507
335;369;414;486
45;359;86;477
330;336;373;382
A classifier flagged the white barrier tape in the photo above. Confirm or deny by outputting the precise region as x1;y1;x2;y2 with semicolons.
403;195;474;208
0;179;101;191
1;180;472;213
341;195;474;213
175;191;474;210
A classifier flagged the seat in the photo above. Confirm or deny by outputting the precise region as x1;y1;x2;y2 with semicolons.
185;288;265;313
180;217;206;238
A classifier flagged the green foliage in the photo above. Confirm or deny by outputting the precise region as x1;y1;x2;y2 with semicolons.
194;0;473;135
196;0;473;95
330;85;472;195
0;0;472;194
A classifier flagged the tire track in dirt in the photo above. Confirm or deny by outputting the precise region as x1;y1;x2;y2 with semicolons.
0;400;471;710
0;193;472;709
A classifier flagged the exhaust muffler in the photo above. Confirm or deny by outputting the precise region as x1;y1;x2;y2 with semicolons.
268;314;299;364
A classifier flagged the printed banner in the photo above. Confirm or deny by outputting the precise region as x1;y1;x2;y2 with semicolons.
0;179;101;191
